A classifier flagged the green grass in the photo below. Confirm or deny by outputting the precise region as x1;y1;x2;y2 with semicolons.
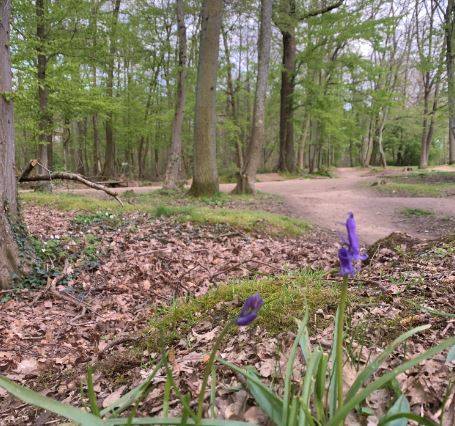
402;208;433;217
145;270;338;351
375;182;454;197
20;191;310;237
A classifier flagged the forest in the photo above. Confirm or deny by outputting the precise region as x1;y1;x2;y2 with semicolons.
8;0;455;189
1;0;455;425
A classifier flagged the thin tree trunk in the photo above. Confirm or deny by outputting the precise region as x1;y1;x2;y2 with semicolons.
234;0;273;194
446;0;455;164
297;115;310;171
278;22;296;172
164;0;187;189
102;0;121;178
222;27;243;170
36;0;52;186
91;0;101;176
189;0;223;196
0;0;20;288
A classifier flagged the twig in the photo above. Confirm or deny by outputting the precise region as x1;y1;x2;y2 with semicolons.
97;334;138;360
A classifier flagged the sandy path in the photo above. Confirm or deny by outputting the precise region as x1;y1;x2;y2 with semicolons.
37;167;455;244
244;168;455;243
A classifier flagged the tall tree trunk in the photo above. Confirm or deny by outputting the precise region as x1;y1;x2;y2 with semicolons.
189;0;223;196
164;0;187;189
222;27;243;170
0;0;20;288
102;0;121;178
278;25;296;172
91;0;101;176
36;0;52;183
419;83;431;168
297;115;310;171
234;0;273;194
446;0;455;164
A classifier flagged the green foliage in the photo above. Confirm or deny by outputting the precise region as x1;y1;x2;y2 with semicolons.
402;208;433;217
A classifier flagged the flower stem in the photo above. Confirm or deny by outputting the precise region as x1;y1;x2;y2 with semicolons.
336;276;349;411
196;320;233;424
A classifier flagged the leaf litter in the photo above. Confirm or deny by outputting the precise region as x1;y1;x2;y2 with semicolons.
0;205;453;424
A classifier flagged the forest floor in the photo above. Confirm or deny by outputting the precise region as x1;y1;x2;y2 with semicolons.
0;184;454;425
44;166;455;243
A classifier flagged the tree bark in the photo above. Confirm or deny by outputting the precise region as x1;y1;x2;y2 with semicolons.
233;0;273;194
102;0;121;178
0;0;20;288
36;0;52;186
189;0;223;196
164;0;187;189
446;0;455;164
222;27;243;170
278;18;296;172
91;0;101;176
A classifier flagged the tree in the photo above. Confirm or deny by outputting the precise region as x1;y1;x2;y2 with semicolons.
0;0;19;288
189;0;223;196
234;0;273;194
446;0;455;164
103;0;121;178
163;0;187;189
36;0;53;179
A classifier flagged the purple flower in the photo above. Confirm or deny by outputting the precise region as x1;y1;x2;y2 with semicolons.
338;247;355;276
236;293;264;326
345;212;368;261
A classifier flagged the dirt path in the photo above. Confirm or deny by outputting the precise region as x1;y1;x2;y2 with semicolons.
37;168;455;244
242;168;455;243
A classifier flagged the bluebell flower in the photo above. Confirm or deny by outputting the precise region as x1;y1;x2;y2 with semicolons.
236;293;264;326
338;247;355;276
345;212;368;261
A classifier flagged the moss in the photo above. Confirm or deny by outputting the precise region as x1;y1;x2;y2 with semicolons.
145;270;338;352
375;182;454;197
402;207;433;217
20;192;310;237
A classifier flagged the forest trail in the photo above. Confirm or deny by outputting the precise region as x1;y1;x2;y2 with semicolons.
42;167;455;244
243;168;455;243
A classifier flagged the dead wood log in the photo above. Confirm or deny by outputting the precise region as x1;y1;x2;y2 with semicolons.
18;159;123;206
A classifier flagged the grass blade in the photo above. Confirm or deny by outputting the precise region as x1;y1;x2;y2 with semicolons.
0;376;105;426
378;412;438;426
327;336;455;426
100;354;167;417
345;324;430;403
86;366;101;417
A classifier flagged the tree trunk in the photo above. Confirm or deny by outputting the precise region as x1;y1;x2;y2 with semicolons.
0;0;20;288
164;0;187;189
189;0;223;196
91;0;101;176
234;0;273;194
36;0;52;185
278;26;296;172
222;27;243;170
446;0;455;164
297;115;310;171
102;0;121;178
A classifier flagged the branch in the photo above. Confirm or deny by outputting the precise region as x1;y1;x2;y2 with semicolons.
18;160;123;206
299;0;344;20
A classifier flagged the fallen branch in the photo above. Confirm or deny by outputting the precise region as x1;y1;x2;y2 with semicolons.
18;160;124;206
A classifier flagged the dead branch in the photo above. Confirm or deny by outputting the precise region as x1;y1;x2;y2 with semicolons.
18;159;124;206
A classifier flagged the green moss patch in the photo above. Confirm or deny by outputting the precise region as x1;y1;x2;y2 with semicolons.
145;270;338;352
